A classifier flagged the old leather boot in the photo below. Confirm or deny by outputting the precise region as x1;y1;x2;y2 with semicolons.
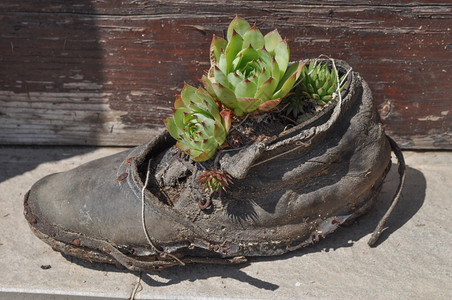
24;60;405;271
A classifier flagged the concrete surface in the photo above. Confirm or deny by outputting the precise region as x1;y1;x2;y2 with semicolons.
0;146;451;299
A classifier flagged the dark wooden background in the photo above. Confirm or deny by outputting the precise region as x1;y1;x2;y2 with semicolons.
1;1;451;149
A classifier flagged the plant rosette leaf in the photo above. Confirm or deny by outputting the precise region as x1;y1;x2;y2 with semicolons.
202;15;304;116
164;84;232;162
299;59;347;106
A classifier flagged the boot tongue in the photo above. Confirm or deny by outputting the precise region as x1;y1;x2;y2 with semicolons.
219;142;266;179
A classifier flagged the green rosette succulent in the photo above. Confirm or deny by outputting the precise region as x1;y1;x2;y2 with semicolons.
201;16;304;116
164;84;231;162
300;60;346;106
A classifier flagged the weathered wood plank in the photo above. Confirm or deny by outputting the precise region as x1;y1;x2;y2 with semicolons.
0;1;451;148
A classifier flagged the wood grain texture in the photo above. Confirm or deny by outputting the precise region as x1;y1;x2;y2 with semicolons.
1;1;451;148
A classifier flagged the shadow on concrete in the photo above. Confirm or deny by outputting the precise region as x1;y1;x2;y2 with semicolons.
0;146;96;184
140;263;278;291
63;253;278;291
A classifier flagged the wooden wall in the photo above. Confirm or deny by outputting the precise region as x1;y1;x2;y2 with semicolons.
1;1;451;148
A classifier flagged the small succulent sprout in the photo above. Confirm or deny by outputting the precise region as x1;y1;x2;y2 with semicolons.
299;60;347;106
197;169;233;194
164;84;232;162
285;92;305;119
202;15;304;116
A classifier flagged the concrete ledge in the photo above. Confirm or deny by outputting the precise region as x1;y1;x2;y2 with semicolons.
1;147;451;299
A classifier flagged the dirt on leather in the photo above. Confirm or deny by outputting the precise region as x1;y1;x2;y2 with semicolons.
226;95;322;148
226;113;287;148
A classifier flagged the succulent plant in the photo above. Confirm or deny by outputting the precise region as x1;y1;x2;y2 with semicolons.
164;84;231;162
284;91;305;119
299;60;346;106
197;169;233;194
201;16;304;116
